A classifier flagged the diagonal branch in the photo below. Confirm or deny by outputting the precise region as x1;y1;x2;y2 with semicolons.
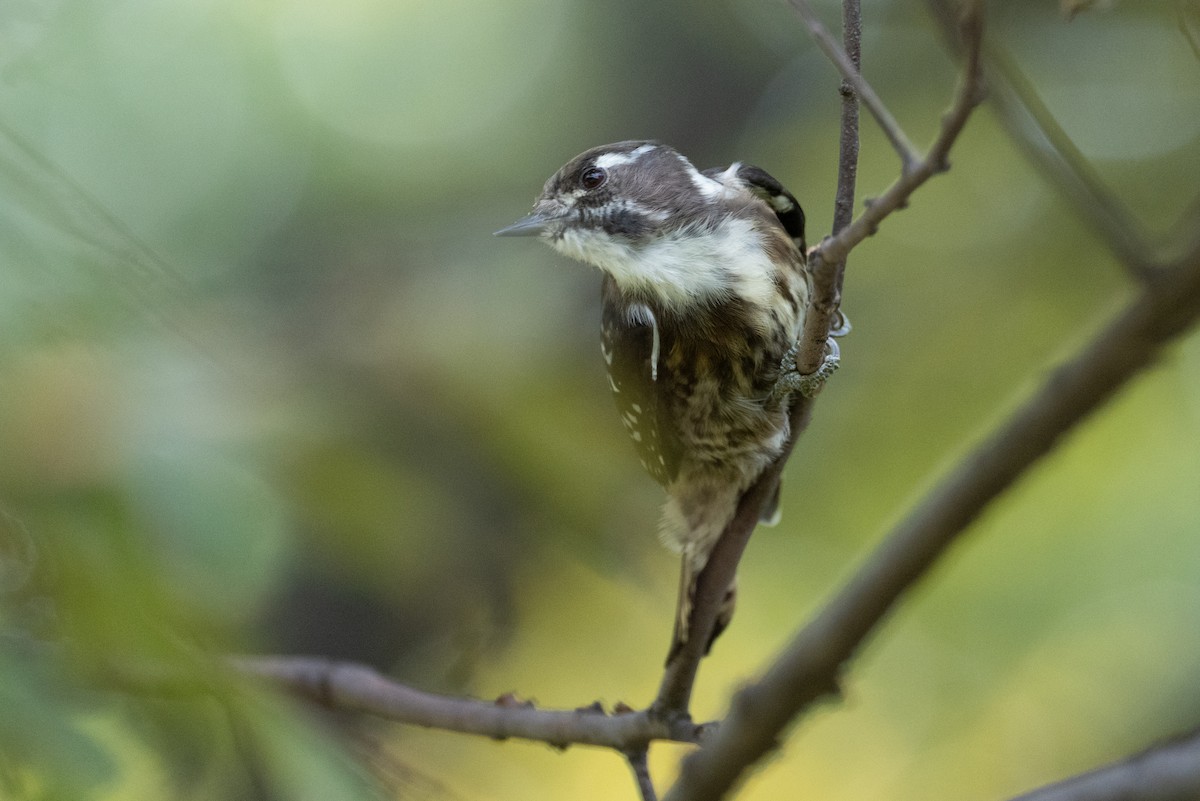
924;0;1158;278
652;399;816;715
653;0;983;723
1003;728;1200;801
654;0;867;718
1181;0;1200;64
663;181;1200;801
981;50;1155;277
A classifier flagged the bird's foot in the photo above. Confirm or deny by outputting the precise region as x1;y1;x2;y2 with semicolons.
774;338;841;400
829;310;852;338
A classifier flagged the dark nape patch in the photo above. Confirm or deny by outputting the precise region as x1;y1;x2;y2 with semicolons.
730;164;806;250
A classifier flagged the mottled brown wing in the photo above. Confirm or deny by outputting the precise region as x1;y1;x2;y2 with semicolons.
600;277;681;486
703;163;803;526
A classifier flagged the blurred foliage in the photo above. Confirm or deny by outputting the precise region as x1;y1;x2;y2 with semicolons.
0;0;1199;799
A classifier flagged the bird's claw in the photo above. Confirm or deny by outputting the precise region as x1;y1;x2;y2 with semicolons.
774;338;841;400
829;310;852;339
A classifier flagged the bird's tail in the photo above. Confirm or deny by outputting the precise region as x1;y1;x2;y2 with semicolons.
666;555;737;665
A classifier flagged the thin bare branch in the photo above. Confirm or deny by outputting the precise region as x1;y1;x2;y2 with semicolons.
790;0;920;172
1178;1;1200;65
1005;728;1200;801
645;0;864;721
831;0;862;238
626;750;660;801
795;0;984;377
823;0;862;321
654;0;977;729
652;398;815;716
924;0;1157;277
812;1;985;273
985;51;1155;276
663;203;1200;801
232;656;704;751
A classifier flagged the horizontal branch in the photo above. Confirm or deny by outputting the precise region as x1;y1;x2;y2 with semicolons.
232;655;705;751
1005;728;1200;801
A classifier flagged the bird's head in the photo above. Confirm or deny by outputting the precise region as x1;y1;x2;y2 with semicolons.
497;141;805;306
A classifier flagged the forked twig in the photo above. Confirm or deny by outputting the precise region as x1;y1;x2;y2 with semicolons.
795;1;984;375
814;1;985;270
664;6;988;800
653;0;985;730
789;0;920;172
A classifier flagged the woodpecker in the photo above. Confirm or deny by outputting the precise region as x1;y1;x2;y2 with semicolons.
497;141;841;659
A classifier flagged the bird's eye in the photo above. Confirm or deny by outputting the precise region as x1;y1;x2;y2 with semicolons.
580;166;607;190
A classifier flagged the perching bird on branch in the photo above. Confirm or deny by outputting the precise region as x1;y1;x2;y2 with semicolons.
497;141;841;660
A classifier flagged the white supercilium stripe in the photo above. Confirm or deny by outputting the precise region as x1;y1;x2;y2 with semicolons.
676;153;725;199
594;144;658;170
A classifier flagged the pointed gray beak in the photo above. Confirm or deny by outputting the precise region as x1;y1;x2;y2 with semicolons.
494;212;552;237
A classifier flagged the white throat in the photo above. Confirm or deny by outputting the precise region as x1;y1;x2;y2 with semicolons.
553;215;779;310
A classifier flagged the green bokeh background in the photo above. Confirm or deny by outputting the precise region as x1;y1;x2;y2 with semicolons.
1;0;1199;799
